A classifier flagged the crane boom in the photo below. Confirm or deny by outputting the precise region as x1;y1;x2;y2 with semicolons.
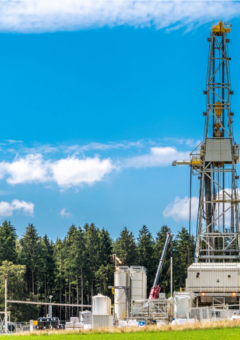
149;232;171;299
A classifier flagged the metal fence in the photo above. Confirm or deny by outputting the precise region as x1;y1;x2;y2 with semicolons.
187;305;240;322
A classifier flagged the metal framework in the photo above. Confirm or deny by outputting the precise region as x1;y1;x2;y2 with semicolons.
173;21;240;263
130;298;169;320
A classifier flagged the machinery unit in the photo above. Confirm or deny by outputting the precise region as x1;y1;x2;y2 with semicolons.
186;263;240;294
129;233;171;321
173;21;240;305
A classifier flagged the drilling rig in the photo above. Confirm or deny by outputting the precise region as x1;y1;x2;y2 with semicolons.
173;21;240;306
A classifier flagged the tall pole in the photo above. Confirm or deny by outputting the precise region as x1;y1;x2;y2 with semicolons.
170;257;173;297
49;295;53;319
5;275;7;333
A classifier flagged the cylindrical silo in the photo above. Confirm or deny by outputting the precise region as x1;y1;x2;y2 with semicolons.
114;266;130;319
130;266;147;314
92;294;111;315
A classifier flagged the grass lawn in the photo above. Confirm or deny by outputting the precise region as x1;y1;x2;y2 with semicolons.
6;328;240;340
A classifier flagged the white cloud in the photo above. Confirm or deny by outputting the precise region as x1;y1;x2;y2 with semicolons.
163;138;201;148
51;156;114;187
124;147;190;168
60;208;71;218
0;1;239;33
163;196;199;221
5;140;23;144
61;141;143;153
0;154;115;188
163;189;240;226
1;154;50;184
0;199;34;217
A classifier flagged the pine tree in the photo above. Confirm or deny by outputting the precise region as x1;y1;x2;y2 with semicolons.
113;227;138;266
54;238;64;320
84;223;100;299
95;264;113;296
39;235;55;316
64;225;77;318
137;225;155;294
173;227;194;291
0;221;17;264
19;224;41;295
99;228;113;266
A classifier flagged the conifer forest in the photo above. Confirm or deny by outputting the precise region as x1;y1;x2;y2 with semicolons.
0;222;194;322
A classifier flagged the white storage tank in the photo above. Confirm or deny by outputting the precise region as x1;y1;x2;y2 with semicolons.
173;292;195;318
130;266;147;315
92;294;111;315
130;266;147;301
114;266;130;319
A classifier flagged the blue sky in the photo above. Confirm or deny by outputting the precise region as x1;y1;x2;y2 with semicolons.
0;1;240;241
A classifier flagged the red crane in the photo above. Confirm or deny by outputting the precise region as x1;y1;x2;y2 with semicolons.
149;232;171;299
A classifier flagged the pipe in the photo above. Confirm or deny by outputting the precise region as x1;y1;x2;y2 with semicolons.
7;300;92;307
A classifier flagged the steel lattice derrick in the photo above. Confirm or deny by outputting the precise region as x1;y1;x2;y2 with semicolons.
196;22;239;263
173;21;240;264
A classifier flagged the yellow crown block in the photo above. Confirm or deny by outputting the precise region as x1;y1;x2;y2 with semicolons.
214;100;223;118
212;21;231;35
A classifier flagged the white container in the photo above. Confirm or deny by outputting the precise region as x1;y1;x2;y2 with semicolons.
173;292;195;318
128;320;138;327
70;317;79;323
83;324;92;330
73;322;83;329
171;318;196;325
114;267;130;319
65;322;73;328
92;294;111;315
119;320;128;327
80;311;92;325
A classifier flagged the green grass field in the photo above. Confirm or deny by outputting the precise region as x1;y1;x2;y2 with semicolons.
5;328;240;340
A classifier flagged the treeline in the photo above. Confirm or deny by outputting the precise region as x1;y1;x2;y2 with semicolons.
0;222;194;322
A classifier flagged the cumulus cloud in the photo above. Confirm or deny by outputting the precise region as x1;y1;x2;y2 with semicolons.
0;200;34;217
60;208;71;218
0;1;239;33
124;147;190;168
163;196;199;221
0;154;50;184
51;156;114;187
163;189;239;226
0;154;115;188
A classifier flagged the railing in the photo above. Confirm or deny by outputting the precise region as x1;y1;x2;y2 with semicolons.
187;305;240;322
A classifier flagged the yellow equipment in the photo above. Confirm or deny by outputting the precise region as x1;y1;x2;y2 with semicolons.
214;100;223;118
212;21;231;35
